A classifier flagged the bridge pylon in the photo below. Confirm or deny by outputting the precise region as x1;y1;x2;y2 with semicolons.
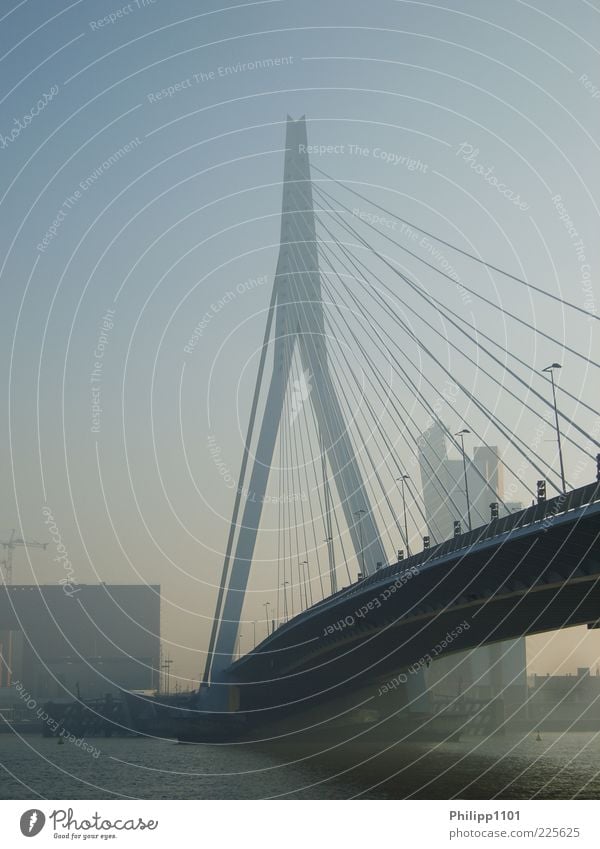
205;116;387;686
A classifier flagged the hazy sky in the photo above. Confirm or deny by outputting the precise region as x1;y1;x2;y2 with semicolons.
1;0;599;685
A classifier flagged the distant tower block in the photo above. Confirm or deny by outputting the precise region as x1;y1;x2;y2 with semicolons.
208;117;387;681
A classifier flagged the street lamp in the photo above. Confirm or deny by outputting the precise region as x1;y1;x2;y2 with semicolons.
455;429;472;531
301;559;311;607
281;581;289;621
396;475;411;556
297;561;308;610
353;509;366;576
324;536;337;595
263;601;271;636
542;363;566;493
252;621;256;648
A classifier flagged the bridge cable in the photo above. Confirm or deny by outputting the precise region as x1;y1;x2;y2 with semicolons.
288;349;318;606
282;252;353;589
295;376;330;600
317;232;558;499
319;236;564;499
313;182;599;384
289;350;326;600
201;281;279;685
288;201;496;534
318;251;497;527
318;223;593;475
319;286;434;548
319;273;458;542
276;408;283;624
284;207;382;579
312;166;600;325
312;184;600;420
286;210;419;555
282;332;296;618
314;198;598;459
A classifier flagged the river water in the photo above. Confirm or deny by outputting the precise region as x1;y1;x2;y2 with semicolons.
1;731;599;799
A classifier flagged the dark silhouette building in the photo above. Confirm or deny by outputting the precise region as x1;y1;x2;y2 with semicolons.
0;584;160;700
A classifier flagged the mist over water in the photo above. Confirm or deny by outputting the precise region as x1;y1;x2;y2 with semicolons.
1;732;600;800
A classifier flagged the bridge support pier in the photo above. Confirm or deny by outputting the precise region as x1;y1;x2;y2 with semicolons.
405;667;432;714
485;697;506;736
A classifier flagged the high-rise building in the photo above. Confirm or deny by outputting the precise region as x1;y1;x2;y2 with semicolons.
418;422;527;715
419;422;522;538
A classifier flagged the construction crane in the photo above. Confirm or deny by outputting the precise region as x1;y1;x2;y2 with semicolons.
0;530;48;584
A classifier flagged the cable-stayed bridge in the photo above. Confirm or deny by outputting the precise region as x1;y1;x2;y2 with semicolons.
186;116;600;740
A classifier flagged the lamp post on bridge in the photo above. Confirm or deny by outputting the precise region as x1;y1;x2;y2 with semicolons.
301;559;311;607
396;474;411;557
455;429;472;532
263;601;271;636
281;581;289;621
542;363;566;494
297;560;308;610
324;536;336;595
353;509;366;577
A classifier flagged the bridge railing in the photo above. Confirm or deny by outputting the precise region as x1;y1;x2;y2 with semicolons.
436;480;600;559
333;480;600;603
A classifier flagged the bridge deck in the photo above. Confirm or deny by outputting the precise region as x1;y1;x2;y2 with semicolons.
223;482;600;712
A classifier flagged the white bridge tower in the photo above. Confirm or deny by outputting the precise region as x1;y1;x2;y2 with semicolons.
205;116;387;685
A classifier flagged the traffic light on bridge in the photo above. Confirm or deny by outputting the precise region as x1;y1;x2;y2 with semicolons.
537;480;546;503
